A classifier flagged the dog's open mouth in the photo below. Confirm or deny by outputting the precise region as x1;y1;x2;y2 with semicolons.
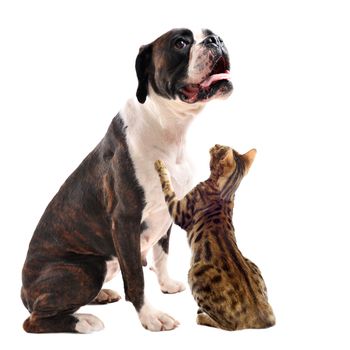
179;56;232;103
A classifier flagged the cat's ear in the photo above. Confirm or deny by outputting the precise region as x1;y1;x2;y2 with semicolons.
241;149;257;174
220;150;233;165
218;150;235;176
218;147;234;165
135;44;153;104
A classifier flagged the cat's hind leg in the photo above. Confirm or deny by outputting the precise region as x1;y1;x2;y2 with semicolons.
196;312;222;329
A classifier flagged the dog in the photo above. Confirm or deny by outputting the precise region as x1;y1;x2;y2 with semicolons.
21;28;233;333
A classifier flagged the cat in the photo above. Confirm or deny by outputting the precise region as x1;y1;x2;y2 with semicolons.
154;144;275;331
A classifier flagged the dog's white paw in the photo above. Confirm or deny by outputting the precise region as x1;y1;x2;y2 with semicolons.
150;267;186;294
138;302;179;331
75;314;104;333
160;279;186;294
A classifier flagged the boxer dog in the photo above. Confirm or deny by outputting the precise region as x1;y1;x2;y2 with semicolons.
21;28;233;333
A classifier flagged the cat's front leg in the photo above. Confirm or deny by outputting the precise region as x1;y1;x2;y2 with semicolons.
151;225;186;294
154;160;191;228
154;160;176;199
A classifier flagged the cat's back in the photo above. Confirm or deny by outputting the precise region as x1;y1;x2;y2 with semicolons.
187;218;275;330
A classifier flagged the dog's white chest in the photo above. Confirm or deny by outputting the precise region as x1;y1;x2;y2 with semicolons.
120;98;195;255
138;157;192;252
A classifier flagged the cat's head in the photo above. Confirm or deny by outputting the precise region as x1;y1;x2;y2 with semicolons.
209;144;256;195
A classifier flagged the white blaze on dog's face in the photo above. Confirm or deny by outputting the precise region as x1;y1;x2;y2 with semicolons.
135;28;233;104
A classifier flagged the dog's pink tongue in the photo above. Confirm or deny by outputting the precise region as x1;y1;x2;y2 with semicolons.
182;84;199;100
200;71;231;88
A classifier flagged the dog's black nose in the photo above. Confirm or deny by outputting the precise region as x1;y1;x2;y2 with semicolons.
203;35;222;48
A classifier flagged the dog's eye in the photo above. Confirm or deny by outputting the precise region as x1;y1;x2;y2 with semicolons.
174;38;188;50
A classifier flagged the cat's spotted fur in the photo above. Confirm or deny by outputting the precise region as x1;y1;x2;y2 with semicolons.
154;145;275;331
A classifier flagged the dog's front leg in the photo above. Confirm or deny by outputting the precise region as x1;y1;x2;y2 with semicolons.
111;210;144;310
112;210;179;331
152;225;186;294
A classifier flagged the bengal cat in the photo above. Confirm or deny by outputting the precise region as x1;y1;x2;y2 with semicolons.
154;144;275;331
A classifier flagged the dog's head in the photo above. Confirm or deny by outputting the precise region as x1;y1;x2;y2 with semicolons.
135;28;233;104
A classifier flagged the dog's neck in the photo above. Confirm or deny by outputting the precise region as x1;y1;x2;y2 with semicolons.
122;88;205;148
145;87;205;124
143;88;204;143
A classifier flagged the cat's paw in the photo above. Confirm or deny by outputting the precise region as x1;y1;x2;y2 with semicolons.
154;159;165;173
138;302;179;331
196;313;221;328
160;278;186;294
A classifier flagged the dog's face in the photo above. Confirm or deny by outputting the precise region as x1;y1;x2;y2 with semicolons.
135;28;233;104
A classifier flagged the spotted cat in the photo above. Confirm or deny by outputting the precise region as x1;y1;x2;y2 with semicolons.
154;145;275;330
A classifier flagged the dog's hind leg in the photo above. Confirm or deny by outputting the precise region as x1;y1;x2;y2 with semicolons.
22;257;106;333
89;288;121;304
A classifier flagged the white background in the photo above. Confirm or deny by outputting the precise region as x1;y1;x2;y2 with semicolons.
1;0;349;349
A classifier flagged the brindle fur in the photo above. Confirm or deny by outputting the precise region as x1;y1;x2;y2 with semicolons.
21;115;146;333
154;145;275;331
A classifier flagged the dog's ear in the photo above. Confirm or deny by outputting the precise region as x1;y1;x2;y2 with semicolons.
135;44;153;104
